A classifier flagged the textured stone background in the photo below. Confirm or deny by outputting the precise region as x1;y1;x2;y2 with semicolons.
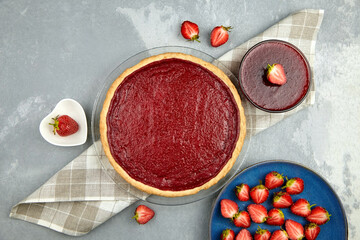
0;0;359;239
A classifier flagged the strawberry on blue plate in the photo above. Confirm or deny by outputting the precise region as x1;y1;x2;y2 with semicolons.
209;160;347;240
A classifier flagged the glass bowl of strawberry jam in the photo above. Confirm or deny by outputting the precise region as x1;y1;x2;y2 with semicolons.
239;40;311;113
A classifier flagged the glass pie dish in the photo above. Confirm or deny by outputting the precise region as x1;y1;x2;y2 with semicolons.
91;46;253;205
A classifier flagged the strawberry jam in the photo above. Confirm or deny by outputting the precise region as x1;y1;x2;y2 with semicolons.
239;40;311;112
106;58;240;191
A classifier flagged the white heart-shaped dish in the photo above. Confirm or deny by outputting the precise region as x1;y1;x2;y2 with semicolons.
39;98;87;146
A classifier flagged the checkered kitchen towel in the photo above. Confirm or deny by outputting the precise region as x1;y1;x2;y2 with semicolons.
10;9;324;236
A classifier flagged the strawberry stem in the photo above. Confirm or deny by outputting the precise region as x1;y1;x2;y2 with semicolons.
267;64;276;72
221;26;233;32
48;115;60;135
189;35;200;42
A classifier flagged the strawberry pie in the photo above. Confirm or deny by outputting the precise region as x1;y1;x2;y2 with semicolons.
100;53;246;197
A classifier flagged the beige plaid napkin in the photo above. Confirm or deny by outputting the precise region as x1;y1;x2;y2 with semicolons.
10;9;324;236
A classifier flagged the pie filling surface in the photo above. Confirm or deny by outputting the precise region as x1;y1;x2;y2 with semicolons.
101;53;245;196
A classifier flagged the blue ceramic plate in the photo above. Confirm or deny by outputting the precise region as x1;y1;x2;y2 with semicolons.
209;160;348;239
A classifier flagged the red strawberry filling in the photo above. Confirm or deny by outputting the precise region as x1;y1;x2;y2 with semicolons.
240;40;310;111
107;58;240;191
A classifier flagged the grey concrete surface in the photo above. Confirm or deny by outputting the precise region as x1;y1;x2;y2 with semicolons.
0;0;359;239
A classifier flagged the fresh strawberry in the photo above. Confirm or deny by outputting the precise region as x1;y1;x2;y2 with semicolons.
236;229;253;240
266;208;285;226
233;211;251;228
306;206;331;225
49;115;79;137
235;183;250;201
247;204;268;223
250;182;269;204
265;171;284;190
266;64;287;85
269;229;288;240
272;192;293;208
133;205;155;224
254;226;271;240
285;219;304;240
181;21;200;42
304;223;321;240
222;229;235;240
290;199;315;217
221;199;239;219
282;177;304;195
210;25;232;47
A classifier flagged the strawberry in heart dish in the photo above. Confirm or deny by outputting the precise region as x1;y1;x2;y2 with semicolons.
39;98;87;146
210;161;347;240
49;115;79;137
